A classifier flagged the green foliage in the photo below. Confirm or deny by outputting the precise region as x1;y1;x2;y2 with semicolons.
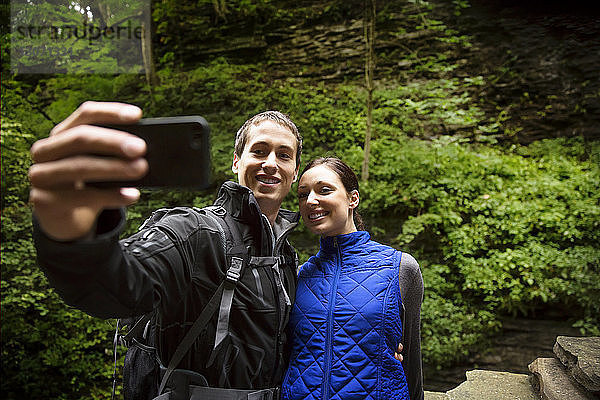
421;292;499;369
364;135;599;343
10;0;147;74
375;79;488;138
2;0;599;397
1;117;118;399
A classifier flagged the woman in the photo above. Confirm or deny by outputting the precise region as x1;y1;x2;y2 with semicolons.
281;157;424;400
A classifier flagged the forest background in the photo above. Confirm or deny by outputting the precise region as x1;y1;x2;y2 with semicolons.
2;0;599;398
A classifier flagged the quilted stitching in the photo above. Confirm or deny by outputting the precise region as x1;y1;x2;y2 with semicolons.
282;232;409;400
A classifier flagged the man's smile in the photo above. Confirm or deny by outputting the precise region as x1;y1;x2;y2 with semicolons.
256;175;281;185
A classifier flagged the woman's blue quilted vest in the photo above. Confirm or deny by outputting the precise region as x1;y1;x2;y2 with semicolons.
281;231;409;400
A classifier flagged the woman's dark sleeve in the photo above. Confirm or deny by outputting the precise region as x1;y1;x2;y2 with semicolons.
33;208;208;319
399;252;424;400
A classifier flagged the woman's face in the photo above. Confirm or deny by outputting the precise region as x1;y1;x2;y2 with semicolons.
297;164;359;237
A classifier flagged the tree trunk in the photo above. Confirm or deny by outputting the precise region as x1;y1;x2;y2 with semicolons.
141;15;158;87
361;0;376;182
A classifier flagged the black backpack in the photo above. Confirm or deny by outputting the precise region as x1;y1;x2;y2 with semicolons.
111;205;283;400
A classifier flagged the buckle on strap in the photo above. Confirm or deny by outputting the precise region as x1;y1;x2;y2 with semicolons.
226;257;243;282
249;255;285;267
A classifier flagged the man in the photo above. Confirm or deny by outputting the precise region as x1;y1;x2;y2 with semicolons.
29;101;302;399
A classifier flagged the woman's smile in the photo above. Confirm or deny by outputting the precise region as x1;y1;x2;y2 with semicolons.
308;211;329;221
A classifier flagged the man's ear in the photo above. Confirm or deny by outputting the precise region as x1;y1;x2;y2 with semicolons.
232;152;239;174
349;190;360;209
293;165;299;183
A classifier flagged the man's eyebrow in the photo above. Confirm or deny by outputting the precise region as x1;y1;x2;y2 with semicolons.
250;141;294;151
277;144;295;152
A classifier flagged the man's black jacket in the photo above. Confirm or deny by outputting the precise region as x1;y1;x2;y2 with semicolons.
33;181;300;390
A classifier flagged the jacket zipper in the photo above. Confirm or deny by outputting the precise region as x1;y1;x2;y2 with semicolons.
274;223;297;254
322;237;342;400
268;217;299;386
251;220;296;319
274;224;295;308
262;214;282;386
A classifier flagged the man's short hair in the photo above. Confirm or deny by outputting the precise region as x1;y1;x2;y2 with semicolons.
235;111;302;167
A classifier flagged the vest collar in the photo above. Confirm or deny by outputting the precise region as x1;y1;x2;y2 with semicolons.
319;230;371;254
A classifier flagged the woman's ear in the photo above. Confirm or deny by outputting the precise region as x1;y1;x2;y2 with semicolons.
348;190;360;209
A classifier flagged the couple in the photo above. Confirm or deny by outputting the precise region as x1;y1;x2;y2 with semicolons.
29;104;424;400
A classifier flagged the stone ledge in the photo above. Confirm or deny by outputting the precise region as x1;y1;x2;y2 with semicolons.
529;357;596;400
445;370;537;400
554;336;600;393
424;391;450;400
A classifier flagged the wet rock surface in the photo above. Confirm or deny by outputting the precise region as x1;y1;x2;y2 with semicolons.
446;370;537;400
426;334;600;399
424;318;580;391
447;0;600;143
554;336;600;393
188;0;600;144
528;357;597;400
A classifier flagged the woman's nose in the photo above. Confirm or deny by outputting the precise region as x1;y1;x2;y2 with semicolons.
306;191;318;205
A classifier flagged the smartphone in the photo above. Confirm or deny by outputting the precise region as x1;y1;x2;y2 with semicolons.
90;116;211;189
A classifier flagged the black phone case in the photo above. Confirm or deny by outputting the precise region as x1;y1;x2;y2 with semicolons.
89;116;211;189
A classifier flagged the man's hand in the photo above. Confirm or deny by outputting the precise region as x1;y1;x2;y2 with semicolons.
29;101;148;241
394;343;403;362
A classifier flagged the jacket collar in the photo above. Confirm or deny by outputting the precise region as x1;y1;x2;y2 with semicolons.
214;181;300;228
319;230;371;254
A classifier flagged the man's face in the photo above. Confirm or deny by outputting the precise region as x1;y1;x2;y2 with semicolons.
232;120;299;214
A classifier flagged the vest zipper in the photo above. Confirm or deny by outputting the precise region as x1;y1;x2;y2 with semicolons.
322;237;342;400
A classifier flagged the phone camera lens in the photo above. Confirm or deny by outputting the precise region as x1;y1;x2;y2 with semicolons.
191;133;204;150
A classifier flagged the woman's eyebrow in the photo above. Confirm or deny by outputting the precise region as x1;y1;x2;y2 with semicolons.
299;180;333;188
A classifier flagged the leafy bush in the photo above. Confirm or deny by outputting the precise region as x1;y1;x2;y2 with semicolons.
1;119;118;399
358;135;600;366
3;0;599;396
5;65;599;397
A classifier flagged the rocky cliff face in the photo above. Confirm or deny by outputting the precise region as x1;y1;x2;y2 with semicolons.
449;0;600;143
179;0;600;144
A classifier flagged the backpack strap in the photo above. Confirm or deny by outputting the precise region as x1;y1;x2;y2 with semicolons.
157;205;248;395
203;206;248;350
157;276;231;395
213;256;244;349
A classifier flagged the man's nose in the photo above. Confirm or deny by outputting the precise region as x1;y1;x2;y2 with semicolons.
262;152;278;172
